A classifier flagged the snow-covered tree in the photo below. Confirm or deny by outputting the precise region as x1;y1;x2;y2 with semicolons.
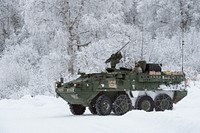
0;0;24;52
1;0;200;99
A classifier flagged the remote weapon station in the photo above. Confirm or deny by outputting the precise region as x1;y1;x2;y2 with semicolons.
55;42;188;116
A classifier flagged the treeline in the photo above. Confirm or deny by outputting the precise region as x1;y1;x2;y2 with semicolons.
0;0;200;99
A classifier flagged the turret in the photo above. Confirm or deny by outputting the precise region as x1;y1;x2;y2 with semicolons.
105;52;122;69
105;41;130;69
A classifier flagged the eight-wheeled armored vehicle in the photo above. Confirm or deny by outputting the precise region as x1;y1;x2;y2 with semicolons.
55;45;188;116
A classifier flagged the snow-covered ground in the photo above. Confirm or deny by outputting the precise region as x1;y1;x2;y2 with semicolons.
0;81;200;133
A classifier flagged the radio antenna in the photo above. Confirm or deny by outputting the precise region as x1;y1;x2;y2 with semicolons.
141;26;144;60
181;32;184;72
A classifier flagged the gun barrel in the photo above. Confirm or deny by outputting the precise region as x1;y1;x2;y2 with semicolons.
116;41;130;53
105;41;130;64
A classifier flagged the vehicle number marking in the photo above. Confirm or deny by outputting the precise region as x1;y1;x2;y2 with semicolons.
67;88;75;92
108;80;117;88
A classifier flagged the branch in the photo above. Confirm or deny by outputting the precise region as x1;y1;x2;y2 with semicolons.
160;21;168;24
46;1;70;25
69;0;84;29
43;18;66;24
77;41;91;50
78;31;89;35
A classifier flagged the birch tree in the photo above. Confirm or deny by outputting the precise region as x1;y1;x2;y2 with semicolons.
51;0;91;74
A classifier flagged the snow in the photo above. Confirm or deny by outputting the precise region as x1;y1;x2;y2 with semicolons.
0;81;200;133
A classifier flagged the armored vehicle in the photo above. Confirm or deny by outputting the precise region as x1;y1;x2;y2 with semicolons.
55;45;188;116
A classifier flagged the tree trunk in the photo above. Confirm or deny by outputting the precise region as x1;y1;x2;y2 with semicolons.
67;34;75;75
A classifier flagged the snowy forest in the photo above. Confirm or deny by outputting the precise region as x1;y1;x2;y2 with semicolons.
0;0;200;99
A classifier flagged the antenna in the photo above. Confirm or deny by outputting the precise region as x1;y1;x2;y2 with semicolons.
141;26;144;60
181;32;184;72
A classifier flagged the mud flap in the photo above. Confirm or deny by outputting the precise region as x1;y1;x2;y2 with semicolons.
173;90;187;104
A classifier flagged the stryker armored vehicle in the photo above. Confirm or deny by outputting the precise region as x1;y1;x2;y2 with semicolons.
55;43;188;116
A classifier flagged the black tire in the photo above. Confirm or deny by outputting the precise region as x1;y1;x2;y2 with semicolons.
89;104;97;115
69;104;86;115
154;94;173;111
135;95;154;112
113;94;132;115
95;95;112;116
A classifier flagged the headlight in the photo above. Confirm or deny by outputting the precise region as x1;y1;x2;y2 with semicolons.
74;83;82;88
55;82;62;88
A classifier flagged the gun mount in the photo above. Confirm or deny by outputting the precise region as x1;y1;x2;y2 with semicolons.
105;41;129;69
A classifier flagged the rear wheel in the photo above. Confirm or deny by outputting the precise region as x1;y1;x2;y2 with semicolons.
69;104;86;115
95;95;112;116
154;94;173;111
135;95;154;112
113;94;132;115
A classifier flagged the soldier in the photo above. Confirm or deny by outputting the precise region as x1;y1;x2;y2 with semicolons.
105;52;122;69
132;63;142;73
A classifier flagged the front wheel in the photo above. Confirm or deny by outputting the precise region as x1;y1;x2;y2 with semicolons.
95;95;112;116
69;104;86;115
89;104;97;115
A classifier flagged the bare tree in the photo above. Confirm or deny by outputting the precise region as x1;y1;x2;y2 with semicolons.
43;0;91;75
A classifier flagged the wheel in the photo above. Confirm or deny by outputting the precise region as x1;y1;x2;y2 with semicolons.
113;94;132;115
154;94;173;111
89;104;97;115
69;104;86;115
135;95;154;112
95;95;112;116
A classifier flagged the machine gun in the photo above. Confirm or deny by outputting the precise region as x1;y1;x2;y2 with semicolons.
105;41;130;69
